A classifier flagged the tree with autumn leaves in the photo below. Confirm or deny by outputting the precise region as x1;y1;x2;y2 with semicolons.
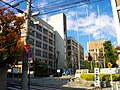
0;8;24;89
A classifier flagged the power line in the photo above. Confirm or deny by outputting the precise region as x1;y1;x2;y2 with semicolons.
36;0;102;15
0;0;16;8
0;0;26;9
33;0;64;10
87;0;112;32
0;0;26;13
33;0;73;10
0;0;102;16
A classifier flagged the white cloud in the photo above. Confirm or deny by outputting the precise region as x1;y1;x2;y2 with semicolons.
37;1;47;8
2;0;15;3
66;9;116;41
3;0;11;2
2;0;17;7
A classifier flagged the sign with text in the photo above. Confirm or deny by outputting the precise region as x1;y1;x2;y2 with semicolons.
94;68;100;87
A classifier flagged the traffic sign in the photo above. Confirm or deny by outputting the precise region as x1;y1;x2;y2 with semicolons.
24;45;31;52
107;62;112;68
28;51;32;58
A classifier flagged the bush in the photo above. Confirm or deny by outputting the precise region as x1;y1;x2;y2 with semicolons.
80;73;120;81
112;74;120;81
80;73;94;81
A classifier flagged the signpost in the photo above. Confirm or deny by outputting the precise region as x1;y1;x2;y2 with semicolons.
94;68;100;88
107;62;113;90
24;45;33;90
28;48;33;90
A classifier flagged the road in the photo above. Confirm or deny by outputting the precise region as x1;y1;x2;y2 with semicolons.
7;82;62;90
7;78;89;90
7;76;120;90
7;82;88;90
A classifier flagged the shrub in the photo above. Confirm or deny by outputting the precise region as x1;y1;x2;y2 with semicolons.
80;73;120;81
112;74;120;81
100;74;108;81
80;73;94;81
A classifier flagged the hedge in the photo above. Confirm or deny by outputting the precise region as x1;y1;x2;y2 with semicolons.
80;73;120;81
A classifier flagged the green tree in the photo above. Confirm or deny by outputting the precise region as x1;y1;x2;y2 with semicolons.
85;60;91;69
0;8;24;89
103;40;118;67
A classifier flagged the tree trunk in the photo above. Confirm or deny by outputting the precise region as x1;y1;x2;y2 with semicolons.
0;65;7;90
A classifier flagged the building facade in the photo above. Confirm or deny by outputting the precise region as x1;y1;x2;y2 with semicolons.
21;16;55;75
111;0;120;46
67;37;85;71
48;13;67;70
87;40;105;61
16;13;67;76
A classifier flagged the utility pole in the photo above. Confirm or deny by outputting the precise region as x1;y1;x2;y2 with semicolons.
21;0;31;90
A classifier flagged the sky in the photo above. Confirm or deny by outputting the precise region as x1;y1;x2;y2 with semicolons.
2;0;118;54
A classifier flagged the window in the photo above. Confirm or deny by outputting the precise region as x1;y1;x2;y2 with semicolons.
36;25;42;31
68;51;71;56
49;32;53;38
28;38;34;45
49;39;53;45
29;29;35;36
35;49;41;56
35;58;41;62
67;46;71;50
75;42;77;47
43;35;48;42
72;40;74;45
36;41;41;48
43;51;47;58
49;46;53;52
43;43;48;50
67;40;71;44
43;28;48;35
36;33;42;39
49;53;53;59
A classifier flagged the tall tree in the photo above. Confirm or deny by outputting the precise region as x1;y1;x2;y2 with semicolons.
0;8;24;90
103;40;118;67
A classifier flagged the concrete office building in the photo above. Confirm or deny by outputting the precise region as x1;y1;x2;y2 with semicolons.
20;16;55;75
111;0;120;46
15;14;67;74
87;40;105;61
67;37;85;70
14;13;67;76
48;13;67;70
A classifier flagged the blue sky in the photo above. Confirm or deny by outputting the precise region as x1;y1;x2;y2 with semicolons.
3;0;117;54
35;0;117;54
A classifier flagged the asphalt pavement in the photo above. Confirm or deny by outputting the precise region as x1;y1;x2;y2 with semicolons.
7;76;120;90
